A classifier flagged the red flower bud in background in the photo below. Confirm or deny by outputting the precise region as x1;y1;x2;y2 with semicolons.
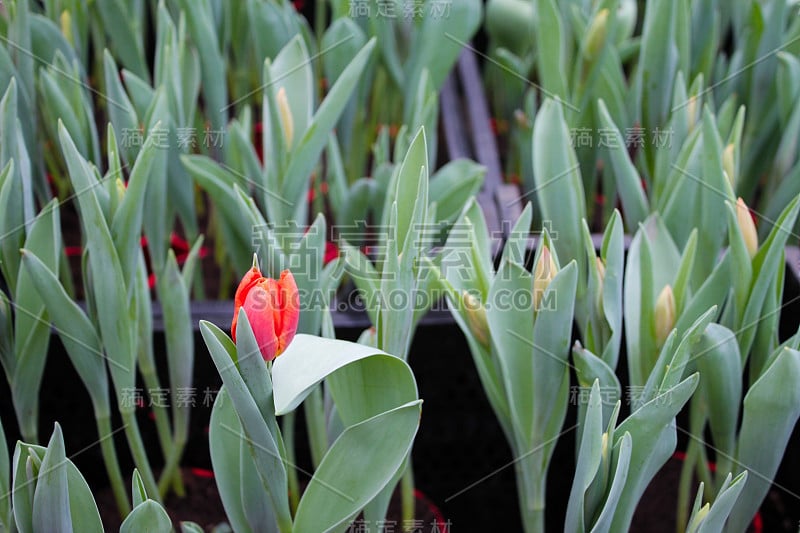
232;267;300;361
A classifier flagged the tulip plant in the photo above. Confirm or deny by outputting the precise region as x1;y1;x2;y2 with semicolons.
0;81;61;445
1;420;209;532
14;122;202;516
432;201;579;531
201;264;422;532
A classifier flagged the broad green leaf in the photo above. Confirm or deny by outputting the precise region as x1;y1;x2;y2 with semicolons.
119;500;172;533
32;425;71;533
428;159;486;225
292;401;422;532
59;122;136;396
12;199;60;441
532;98;587;286
181;522;205;533
406;0;481;94
180;155;252;270
692;324;741;476
209;389;258;533
532;0;568;100
636;0;680;137
611;374;699;531
271;35;313;149
589;431;632;532
529;262;578;477
111;123;158;287
565;381;604;533
729;348;800;530
596;99;648;228
573;344;621;429
599;210;625;368
485;261;535;440
94;0;148;80
178;0;227;130
131;470;147;508
624;215;681;386
19;250;110;416
281;38;376;213
499;203;532;268
271;334;417;418
102;50;139;165
740;195;800;370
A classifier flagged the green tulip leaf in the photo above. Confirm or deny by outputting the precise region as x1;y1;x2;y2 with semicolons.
119;500;172;533
729;348;800;530
292;401;422;533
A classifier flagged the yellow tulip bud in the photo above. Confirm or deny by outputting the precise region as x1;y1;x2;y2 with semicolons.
654;285;675;347
595;256;606;281
462;291;490;347
534;246;558;311
686;96;698;131
736;197;758;259
600;431;608;454
276;87;294;151
60;10;73;45
583;9;610;61
595;257;606;312
115;177;126;199
722;143;735;188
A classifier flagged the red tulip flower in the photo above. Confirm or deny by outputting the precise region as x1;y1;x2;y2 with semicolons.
231;267;300;361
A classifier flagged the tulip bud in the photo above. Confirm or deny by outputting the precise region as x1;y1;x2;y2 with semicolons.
600;432;609;461
722;143;735;188
534;246;558;311
595;257;606;281
686;96;698;131
736;197;758;259
595;257;606;312
462;291;490;347
276;86;295;151
654;285;675;347
583;9;610;62
60;10;73;45
232;267;300;361
513;109;530;129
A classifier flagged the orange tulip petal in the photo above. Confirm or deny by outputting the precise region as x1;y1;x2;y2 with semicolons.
276;270;299;354
242;284;279;361
231;266;263;341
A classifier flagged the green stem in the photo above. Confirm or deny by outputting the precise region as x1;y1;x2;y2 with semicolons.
140;363;183;496
157;435;187;499
677;399;708;533
96;413;130;516
282;411;300;515
17;410;38;446
304;386;328;469
514;455;545;533
676;441;698;533
400;459;415;524
139;367;174;463
120;410;161;503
